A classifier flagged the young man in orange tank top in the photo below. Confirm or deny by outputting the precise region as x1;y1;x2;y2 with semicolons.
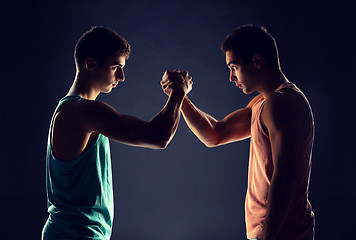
161;25;315;240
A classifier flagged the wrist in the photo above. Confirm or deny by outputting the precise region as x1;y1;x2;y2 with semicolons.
170;87;185;100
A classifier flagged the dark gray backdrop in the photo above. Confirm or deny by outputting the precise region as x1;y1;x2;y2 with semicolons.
1;0;355;239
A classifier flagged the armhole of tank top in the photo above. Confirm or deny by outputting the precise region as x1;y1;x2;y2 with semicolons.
49;96;85;161
259;103;269;137
49;133;102;162
50;100;72;152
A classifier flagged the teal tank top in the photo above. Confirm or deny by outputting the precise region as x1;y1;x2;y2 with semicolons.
42;95;114;240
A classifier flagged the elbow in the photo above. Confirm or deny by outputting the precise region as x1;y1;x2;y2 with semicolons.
202;122;226;148
203;141;219;148
155;139;169;149
201;131;221;148
143;139;168;150
150;132;172;149
201;136;221;148
143;122;173;149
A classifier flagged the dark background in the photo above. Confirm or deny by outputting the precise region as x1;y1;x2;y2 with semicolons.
1;0;355;239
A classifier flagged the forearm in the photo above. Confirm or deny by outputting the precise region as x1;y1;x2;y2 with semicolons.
181;96;220;147
148;89;185;148
262;174;297;240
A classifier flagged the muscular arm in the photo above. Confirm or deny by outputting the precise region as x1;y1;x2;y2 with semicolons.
181;94;262;147
261;92;306;240
82;88;185;149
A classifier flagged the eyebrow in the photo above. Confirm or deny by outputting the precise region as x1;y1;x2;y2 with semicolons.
227;60;240;66
112;61;125;67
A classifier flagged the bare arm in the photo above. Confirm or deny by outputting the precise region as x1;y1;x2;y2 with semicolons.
160;70;262;147
180;94;262;147
261;92;306;240
83;89;184;149
62;72;190;150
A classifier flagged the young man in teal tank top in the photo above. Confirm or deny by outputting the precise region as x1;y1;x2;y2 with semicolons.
161;25;315;240
42;26;192;240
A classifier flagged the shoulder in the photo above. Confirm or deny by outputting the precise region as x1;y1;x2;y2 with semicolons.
247;94;264;108
262;90;304;129
265;90;294;110
55;99;117;128
60;98;114;114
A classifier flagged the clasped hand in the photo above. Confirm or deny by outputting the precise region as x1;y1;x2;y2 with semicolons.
161;69;193;96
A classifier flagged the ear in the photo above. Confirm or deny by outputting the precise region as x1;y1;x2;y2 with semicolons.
252;54;263;69
85;58;97;71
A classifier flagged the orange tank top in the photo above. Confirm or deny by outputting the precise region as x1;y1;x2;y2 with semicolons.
245;82;315;240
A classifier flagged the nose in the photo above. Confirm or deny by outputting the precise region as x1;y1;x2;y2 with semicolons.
229;70;236;82
116;67;125;82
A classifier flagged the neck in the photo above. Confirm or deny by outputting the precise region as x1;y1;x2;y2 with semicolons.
258;68;288;99
67;71;100;100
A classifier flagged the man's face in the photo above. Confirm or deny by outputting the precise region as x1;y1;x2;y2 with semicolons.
225;51;260;95
92;52;126;93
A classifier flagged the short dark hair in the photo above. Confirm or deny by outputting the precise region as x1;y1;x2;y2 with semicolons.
74;26;131;70
221;25;280;69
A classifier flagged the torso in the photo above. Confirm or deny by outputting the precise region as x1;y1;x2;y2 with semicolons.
44;95;114;240
245;82;315;239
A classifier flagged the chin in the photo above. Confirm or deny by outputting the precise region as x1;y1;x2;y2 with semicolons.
102;88;113;94
243;89;255;95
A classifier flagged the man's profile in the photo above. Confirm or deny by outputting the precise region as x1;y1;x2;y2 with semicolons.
42;26;191;240
162;25;315;240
